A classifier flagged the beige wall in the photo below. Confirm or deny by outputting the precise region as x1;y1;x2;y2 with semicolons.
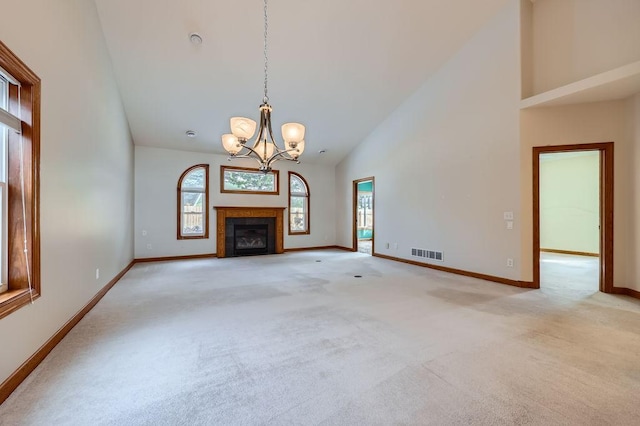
336;1;522;279
539;152;600;254
0;0;134;384
628;93;640;289
135;146;336;258
531;0;640;94
520;100;636;289
519;0;534;98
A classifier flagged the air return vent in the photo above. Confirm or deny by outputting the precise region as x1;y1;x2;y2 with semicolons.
411;248;444;262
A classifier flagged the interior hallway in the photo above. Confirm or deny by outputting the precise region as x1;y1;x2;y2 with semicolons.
1;250;639;425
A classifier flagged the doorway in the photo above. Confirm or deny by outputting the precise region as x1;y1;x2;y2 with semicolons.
532;142;613;293
353;177;374;254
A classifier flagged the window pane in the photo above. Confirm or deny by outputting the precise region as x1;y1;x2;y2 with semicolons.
182;168;205;189
223;169;276;192
182;191;203;212
182;213;204;235
290;175;306;194
182;191;204;235
290;196;307;232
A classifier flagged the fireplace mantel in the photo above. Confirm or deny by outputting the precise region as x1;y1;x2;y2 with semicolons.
214;206;286;258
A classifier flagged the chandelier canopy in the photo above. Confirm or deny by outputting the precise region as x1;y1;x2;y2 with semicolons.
221;0;306;173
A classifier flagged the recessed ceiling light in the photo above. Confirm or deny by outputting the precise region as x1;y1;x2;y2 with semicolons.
189;33;203;45
185;130;197;138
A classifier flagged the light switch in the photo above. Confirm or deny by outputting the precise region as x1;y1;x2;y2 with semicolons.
507;221;513;230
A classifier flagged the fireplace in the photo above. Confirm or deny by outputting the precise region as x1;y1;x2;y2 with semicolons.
225;218;276;257
215;207;285;258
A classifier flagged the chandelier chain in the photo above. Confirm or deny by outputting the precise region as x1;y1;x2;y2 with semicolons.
263;0;269;104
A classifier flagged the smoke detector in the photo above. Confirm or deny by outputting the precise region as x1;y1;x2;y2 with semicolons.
189;33;203;45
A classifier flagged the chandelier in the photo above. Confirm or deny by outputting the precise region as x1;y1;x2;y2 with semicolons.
221;0;306;173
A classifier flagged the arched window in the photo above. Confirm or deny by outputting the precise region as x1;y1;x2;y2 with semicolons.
0;41;41;318
177;164;209;239
289;172;309;235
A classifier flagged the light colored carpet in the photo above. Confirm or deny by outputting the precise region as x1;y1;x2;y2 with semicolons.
540;252;599;297
1;250;640;425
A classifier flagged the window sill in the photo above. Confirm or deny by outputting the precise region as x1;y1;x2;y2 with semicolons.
0;289;39;320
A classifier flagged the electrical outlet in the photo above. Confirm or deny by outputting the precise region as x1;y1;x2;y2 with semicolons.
95;268;100;280
503;211;514;220
507;221;513;230
507;258;514;268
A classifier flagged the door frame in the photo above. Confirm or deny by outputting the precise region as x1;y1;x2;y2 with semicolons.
532;142;614;292
352;177;375;253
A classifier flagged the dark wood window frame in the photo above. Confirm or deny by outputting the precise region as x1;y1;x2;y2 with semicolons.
220;165;280;195
177;164;210;240
0;41;41;320
288;171;310;235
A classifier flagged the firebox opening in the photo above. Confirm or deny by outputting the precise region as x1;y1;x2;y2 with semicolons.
234;224;268;256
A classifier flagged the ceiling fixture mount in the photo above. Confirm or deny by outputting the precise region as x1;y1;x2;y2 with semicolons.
221;0;306;173
185;130;197;138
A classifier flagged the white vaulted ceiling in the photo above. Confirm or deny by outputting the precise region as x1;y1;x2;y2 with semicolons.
94;0;509;165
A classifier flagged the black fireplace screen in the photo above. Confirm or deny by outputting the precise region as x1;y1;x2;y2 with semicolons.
235;224;268;250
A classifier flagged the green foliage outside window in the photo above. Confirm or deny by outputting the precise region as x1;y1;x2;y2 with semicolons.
223;167;277;193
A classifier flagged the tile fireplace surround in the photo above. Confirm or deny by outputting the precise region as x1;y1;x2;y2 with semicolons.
214;206;286;258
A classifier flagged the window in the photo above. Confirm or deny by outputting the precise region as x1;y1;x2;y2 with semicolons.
177;165;209;239
0;41;41;319
221;166;279;195
289;172;309;235
1;74;7;294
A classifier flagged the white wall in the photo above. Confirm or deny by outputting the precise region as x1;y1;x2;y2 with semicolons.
520;100;635;289
135;146;336;258
0;0;134;384
531;0;640;94
539;152;600;254
336;2;522;279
